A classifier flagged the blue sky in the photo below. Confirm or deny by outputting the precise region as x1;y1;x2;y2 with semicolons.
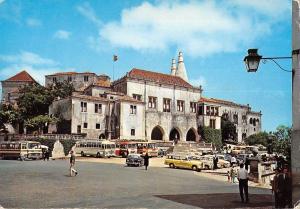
0;0;291;132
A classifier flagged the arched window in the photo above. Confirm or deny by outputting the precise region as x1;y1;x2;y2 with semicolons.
151;126;164;141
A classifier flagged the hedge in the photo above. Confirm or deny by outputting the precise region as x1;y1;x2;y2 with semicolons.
200;126;222;150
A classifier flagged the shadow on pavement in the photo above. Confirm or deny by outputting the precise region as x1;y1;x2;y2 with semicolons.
155;193;273;208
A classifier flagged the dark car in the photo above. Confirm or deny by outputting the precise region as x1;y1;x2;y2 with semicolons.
126;154;144;167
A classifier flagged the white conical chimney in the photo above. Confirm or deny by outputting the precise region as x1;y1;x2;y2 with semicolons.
175;51;188;82
170;58;176;75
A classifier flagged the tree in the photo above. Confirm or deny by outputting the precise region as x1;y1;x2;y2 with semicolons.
244;132;269;147
0;103;21;131
24;115;58;134
221;117;237;142
272;125;291;157
48;81;75;99
199;126;222;150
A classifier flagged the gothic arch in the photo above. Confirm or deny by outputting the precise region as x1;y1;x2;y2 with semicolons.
151;126;165;141
186;128;197;141
99;133;106;139
169;127;182;141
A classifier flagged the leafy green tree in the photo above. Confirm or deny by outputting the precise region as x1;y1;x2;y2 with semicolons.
0;103;21;131
199;126;222;150
221;119;237;142
244;131;269;147
48;81;75;99
24;115;58;134
272;125;291;157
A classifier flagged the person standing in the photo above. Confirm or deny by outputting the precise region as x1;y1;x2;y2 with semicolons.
144;152;149;170
245;156;250;171
213;155;218;170
69;150;78;177
237;163;249;203
231;155;237;167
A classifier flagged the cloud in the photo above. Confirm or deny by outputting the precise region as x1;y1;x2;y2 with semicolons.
54;30;71;40
26;18;42;27
0;51;73;85
0;0;5;5
0;51;58;66
96;0;290;57
76;2;102;27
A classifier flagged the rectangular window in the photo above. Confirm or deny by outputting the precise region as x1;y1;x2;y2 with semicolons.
95;103;102;114
190;102;196;113
215;107;219;116
81;102;87;112
198;105;204;115
53;77;57;82
77;125;81;133
132;94;142;101
242;115;247;124
206;106;210;115
96;123;100;129
148;96;157;109
131;129;135;136
83;122;88;129
68;76;72;82
177;100;184;112
130;105;137;114
84;75;89;82
163;98;171;112
233;114;238;124
209;119;216;129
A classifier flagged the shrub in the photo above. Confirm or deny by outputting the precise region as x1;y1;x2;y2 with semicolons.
199;126;222;150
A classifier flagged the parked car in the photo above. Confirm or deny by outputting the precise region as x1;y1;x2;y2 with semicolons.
164;154;203;172
190;155;213;170
216;155;231;168
126;154;144;167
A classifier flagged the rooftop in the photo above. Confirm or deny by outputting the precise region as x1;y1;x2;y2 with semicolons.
199;97;249;108
4;70;36;83
46;72;96;76
120;68;195;89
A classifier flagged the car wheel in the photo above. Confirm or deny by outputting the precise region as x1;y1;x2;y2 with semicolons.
169;163;175;168
192;165;198;171
96;152;101;158
81;151;85;157
205;165;210;170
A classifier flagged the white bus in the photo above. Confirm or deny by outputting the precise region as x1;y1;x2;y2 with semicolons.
0;141;43;160
75;140;116;158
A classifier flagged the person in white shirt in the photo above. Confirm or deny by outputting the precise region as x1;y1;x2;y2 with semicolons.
237;163;249;203
230;156;237;167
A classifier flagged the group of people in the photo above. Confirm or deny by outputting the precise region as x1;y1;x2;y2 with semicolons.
272;166;292;208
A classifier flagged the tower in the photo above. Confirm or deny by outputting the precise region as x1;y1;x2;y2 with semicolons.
175;51;188;82
170;58;176;75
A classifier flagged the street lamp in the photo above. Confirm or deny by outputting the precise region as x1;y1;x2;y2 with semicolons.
243;49;292;73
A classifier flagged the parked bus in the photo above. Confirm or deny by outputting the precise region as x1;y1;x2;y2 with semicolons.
75;140;116;158
0;141;43;160
115;141;137;157
136;142;158;157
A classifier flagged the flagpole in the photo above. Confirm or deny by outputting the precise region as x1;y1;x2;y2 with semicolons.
113;60;115;82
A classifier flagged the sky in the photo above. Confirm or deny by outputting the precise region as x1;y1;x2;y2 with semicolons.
0;0;291;132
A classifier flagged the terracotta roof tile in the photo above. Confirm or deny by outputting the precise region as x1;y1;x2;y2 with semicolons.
5;71;36;82
127;68;193;88
94;79;111;88
199;97;248;108
47;72;96;76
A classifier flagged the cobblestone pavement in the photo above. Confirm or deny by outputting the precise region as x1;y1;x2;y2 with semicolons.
0;159;272;208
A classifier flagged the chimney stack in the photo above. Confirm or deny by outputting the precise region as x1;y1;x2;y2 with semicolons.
175;51;189;82
170;58;176;75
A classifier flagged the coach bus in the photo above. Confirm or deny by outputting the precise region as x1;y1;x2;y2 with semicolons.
115;141;137;157
0;141;43;160
75;140;116;158
136;142;158;157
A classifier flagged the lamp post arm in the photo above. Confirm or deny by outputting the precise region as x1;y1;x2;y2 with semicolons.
261;57;292;60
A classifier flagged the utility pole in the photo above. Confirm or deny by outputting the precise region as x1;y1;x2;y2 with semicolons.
292;0;300;204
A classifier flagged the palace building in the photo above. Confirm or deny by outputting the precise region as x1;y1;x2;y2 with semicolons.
2;52;262;142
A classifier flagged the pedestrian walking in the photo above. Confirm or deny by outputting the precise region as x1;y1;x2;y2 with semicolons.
45;149;50;161
245;157;250;171
69;150;78;177
227;171;231;182
237;163;249;203
144;152;149;170
213;154;218;170
230;167;235;183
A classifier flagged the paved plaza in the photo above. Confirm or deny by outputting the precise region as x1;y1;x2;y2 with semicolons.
0;158;273;208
